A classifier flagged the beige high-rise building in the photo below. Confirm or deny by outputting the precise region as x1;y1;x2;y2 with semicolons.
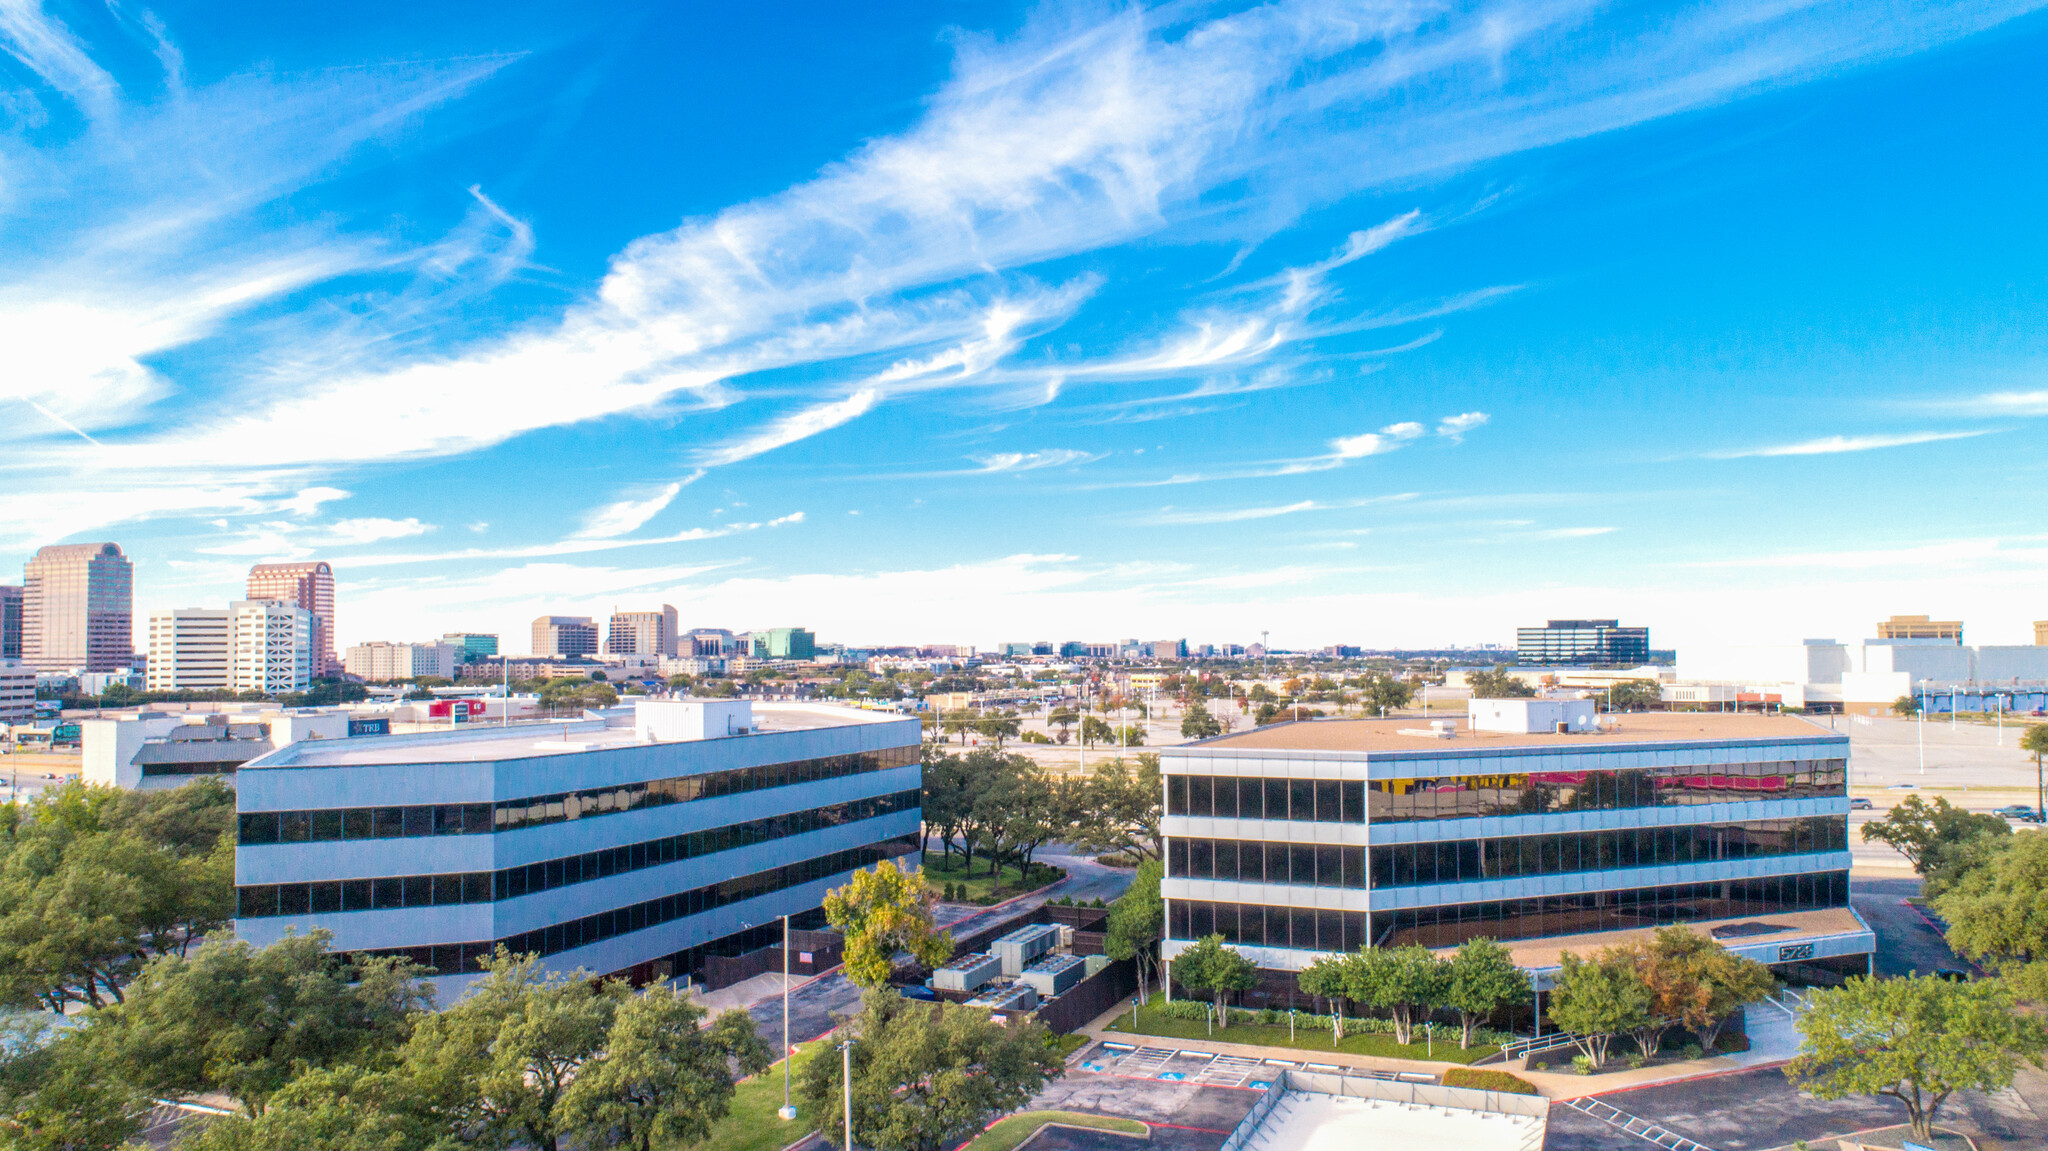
606;605;679;657
2035;620;2048;646
146;600;313;694
532;615;599;657
1876;614;1963;643
23;542;133;672
247;562;337;676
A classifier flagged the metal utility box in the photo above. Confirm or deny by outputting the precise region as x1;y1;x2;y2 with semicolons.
966;983;1039;1012
1019;953;1087;998
992;923;1061;975
930;952;1001;993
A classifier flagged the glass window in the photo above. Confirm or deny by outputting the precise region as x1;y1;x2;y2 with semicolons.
1235;778;1262;821
1188;776;1212;818
311;810;343;842
1341;780;1364;824
1290;779;1315;824
1265;778;1290;822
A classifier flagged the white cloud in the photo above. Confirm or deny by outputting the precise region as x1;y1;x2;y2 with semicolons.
1968;390;2048;415
969;450;1105;473
575;483;686;540
1145;501;1323;525
1436;412;1489;441
279;487;352;517
1529;526;1616;540
325;517;432;545
1705;430;1996;459
1330;421;1428;460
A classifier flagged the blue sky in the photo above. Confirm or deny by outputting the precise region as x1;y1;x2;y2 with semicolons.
5;0;2048;654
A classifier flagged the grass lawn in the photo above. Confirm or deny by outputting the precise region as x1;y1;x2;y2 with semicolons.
682;1039;827;1151
922;852;1060;901
964;1111;1148;1151
1052;1032;1090;1059
1103;995;1499;1065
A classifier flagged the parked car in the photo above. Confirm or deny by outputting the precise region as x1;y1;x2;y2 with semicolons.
1993;804;2042;819
1848;797;1874;810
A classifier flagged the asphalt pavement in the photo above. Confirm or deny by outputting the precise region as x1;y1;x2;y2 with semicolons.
1850;876;1969;978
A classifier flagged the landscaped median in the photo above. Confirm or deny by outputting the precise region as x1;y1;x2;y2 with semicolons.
681;1038;828;1151
962;1110;1149;1150
1103;992;1503;1064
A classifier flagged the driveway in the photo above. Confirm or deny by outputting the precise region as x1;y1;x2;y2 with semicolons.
1850;876;1969;978
1027;1071;1255;1151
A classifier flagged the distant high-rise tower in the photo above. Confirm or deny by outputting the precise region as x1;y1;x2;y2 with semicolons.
607;605;679;657
532;616;599;657
0;585;21;660
23;542;133;672
247;562;337;676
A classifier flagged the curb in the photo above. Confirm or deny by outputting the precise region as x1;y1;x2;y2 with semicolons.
1548;1057;1794;1103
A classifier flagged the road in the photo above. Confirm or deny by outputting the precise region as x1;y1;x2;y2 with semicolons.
1851;876;1969;978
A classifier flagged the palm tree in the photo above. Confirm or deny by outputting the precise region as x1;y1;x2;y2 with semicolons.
2022;724;2048;821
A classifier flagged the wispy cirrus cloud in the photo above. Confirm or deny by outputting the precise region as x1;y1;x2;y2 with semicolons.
970;450;1106;473
1704;429;1996;459
576;483;687;540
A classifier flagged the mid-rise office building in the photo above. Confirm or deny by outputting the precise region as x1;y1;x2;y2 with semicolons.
147;609;233;691
2037;620;2048;647
751;627;816;661
345;641;460;682
0;659;33;722
23;542;133;672
532;616;599;658
231;600;315;695
0;585;21;660
1159;702;1868;1001
607;606;679;657
1876;614;1962;643
442;633;499;663
247;562;337;676
233;700;921;993
1515;619;1650;666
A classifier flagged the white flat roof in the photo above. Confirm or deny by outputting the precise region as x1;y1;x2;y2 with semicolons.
252;703;910;767
1253;1092;1543;1151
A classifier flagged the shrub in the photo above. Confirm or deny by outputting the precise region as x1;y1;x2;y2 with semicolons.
1258;1009;1280;1026
1441;1069;1539;1095
1681;1043;1703;1060
1625;1053;1647;1070
1571;1055;1595;1075
1530;1061;1548;1071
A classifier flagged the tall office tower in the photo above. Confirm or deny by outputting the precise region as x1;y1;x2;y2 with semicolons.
2036;620;2048;646
442;633;499;663
751;627;816;660
606;605;679;657
231;600;314;695
532;615;599;657
247;562;337;676
23;542;133;672
1515;618;1650;666
0;585;21;660
147;608;232;691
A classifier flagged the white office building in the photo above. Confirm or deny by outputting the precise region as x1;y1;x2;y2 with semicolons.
345;641;461;682
1678;637;2048;714
1161;702;1868;1000
148;600;314;695
233;700;920;993
148;609;233;691
83;708;355;790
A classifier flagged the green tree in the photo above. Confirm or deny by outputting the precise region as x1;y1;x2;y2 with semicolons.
1444;939;1527;1049
1110;724;1146;747
1934;831;2048;1003
1546;951;1653;1067
1346;945;1447;1046
1104;859;1163;996
1468;666;1535;699
175;1065;448;1151
1047;707;1079;741
1079;716;1115;747
1603;679;1663;712
0;1012;154;1151
77;931;432;1116
401;950;626;1151
972;712;1021;749
561;982;772;1151
2022;724;2048;822
1625;926;1776;1051
822;858;952;988
1786;974;2048;1142
1297;954;1353;1041
796;989;1061;1151
1861;794;2009;876
1180;702;1222;740
1892;695;1921;716
1360;674;1414;715
1171;936;1256;1028
1069;755;1164;863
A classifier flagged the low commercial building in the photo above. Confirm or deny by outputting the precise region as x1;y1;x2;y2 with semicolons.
233;700;920;994
442;633;499;664
82;708;353;789
1160;702;1868;1004
1515;619;1650;666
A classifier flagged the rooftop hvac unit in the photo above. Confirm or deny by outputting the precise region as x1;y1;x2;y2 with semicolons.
992;923;1061;975
929;952;1002;993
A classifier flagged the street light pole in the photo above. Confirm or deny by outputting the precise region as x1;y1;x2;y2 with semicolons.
779;914;796;1121
841;1041;855;1151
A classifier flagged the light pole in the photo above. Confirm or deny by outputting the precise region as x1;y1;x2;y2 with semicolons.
841;1040;855;1151
779;914;796;1121
1918;681;1926;775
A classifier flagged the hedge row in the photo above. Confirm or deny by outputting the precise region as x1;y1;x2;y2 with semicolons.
1151;999;1515;1046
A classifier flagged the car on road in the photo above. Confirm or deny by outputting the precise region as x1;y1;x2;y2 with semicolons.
1848;797;1874;810
1993;804;2044;820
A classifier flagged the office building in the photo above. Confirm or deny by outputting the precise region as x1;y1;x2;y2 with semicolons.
23;542;133;672
231;600;315;695
442;633;499;663
247;562;338;676
0;659;33;722
751;627;816;661
1875;614;1962;643
0;585;20;660
147;609;233;691
532;616;599;658
1159;702;1868;1000
233;699;921;993
607;606;679;657
345;641;460;682
1515;619;1650;666
83;709;354;790
2034;620;2047;647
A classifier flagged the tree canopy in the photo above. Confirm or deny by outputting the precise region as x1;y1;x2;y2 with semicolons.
1443;939;1527;1049
1467;667;1536;699
1170;936;1256;1026
1933;830;2048;1003
1860;794;2009;878
1546;951;1653;1067
822;858;952;988
1104;859;1163;995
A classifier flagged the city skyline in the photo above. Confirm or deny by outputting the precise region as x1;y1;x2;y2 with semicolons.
6;2;2048;650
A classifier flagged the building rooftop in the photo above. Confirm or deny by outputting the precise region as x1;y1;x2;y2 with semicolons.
1191;712;1838;753
1488;906;1866;972
250;702;910;768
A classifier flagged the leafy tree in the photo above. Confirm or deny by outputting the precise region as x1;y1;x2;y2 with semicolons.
1625;926;1776;1051
77;931;432;1116
561;981;772;1151
1892;695;1921;716
1047;707;1078;739
1110;724;1146;747
1444;939;1527;1049
0;1012;154;1151
1104;859;1163;996
401;950;626;1151
1179;702;1222;740
1069;755;1164;863
1468;666;1535;700
176;1065;448;1151
796;989;1061;1151
1603;679;1663;712
1546;951;1653;1067
1171;935;1256;1028
1861;794;2009;876
1934;831;2048;1003
919;750;975;865
1786;974;2048;1142
1079;716;1115;746
2022;723;2048;822
821;858;952;988
1297;954;1353;1041
939;710;977;744
1346;945;1447;1046
1360;674;1414;715
972;712;1021;749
